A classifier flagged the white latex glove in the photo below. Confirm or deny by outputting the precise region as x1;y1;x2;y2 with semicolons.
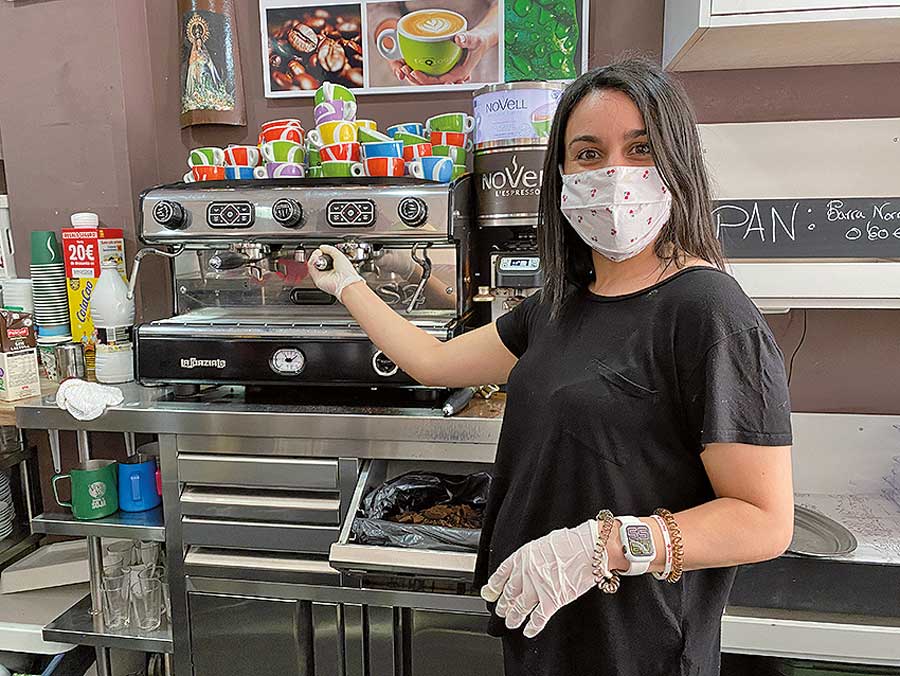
55;378;125;421
308;244;365;302
481;519;598;638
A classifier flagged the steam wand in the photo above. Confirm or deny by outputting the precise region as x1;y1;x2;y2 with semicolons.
126;245;186;300
406;242;433;313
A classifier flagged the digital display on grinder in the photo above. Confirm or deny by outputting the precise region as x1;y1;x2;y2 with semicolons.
499;257;540;272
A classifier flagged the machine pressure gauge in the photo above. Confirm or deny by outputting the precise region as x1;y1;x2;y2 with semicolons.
269;348;306;375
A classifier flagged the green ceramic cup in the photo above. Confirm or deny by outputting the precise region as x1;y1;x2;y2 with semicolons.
52;459;119;520
376;9;467;77
357;127;392;144
188;146;225;167
394;131;430;147
314;82;357;107
451;163;468;180
425;112;475;133
308;166;324;178
431;144;467;164
307;148;322;167
30;231;64;264
321;160;365;178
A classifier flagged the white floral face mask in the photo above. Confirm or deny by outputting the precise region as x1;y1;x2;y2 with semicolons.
560;165;672;262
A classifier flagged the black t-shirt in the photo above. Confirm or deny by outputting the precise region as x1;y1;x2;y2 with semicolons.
476;267;792;676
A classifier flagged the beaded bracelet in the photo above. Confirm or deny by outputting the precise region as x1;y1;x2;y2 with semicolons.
653;508;683;583
592;510;621;594
650;514;673;581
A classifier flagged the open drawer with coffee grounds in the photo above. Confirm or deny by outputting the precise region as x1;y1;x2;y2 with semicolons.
329;459;492;581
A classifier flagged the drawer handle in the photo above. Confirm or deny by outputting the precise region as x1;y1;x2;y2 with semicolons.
185;547;338;575
179;453;338;469
183;516;338;532
180;487;340;512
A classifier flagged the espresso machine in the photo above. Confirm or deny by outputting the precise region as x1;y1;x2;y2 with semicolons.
134;177;476;391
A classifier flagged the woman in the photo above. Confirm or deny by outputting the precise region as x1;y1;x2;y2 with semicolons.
309;58;794;676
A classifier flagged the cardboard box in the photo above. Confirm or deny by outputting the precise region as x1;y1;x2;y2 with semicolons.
0;310;36;352
62;226;125;371
0;348;40;401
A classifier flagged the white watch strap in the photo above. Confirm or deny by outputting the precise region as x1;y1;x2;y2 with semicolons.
618;515;653;576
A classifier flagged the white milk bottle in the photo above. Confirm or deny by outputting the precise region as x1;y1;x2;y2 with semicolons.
90;259;135;383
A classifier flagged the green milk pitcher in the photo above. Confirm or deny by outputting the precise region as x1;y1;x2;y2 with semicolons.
52;459;119;520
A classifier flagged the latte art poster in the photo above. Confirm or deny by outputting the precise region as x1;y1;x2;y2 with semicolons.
260;0;584;96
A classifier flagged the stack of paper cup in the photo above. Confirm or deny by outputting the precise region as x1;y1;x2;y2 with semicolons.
1;279;34;313
29;231;71;337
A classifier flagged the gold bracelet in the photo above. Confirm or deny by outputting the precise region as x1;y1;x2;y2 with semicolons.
593;510;621;594
653;508;684;583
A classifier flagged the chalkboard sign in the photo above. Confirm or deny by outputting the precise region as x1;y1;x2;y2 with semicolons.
713;198;900;259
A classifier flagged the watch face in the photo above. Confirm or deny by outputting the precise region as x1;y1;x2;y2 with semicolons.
626;524;654;557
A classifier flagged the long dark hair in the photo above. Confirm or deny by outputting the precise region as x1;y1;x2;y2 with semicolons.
538;57;724;316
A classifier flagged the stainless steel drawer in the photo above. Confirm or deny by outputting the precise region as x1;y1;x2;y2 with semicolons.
182;516;341;554
329;459;488;581
180;486;341;525
178;453;339;490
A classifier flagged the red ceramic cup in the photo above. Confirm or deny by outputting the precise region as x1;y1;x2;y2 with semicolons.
192;165;226;181
364;156;405;177
429;131;469;148
224;145;261;167
320;142;361;163
260;118;303;130
258;124;305;145
403;142;433;162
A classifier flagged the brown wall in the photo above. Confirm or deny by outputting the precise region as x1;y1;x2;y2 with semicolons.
1;0;898;413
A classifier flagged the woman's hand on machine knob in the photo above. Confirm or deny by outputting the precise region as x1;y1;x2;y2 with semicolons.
308;245;365;302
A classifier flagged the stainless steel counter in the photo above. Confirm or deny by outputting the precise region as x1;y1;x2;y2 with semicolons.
15;384;505;462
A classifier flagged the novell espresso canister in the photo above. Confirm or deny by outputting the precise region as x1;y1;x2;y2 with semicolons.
474;142;547;227
473;81;567;148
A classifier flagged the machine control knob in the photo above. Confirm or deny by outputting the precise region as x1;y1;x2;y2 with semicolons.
272;198;304;228
372;351;399;377
397;197;427;228
153;200;187;230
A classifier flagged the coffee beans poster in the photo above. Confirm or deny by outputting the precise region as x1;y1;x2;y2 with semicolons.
180;0;247;126
260;0;587;96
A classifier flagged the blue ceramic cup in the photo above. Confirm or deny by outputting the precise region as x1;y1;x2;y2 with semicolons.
361;141;403;159
225;166;256;180
409;156;453;182
386;122;425;139
118;454;161;512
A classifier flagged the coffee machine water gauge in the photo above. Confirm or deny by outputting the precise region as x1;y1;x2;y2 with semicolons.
270;348;306;375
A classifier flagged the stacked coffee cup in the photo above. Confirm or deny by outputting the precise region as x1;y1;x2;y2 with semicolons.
29;231;71;338
256;119;306;179
307;83;360;178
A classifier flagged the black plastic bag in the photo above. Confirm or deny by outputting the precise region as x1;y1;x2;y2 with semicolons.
353;471;492;552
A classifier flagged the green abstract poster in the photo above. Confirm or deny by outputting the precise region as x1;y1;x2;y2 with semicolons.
504;0;586;81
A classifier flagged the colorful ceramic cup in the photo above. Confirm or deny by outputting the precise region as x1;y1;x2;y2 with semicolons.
253;162;306;179
314;100;358;125
321;160;365;178
357;127;392;144
320;142;361;163
224;145;261;167
314;82;357;107
426;112;475;133
451;163;468;180
307;148;322;167
354;119;378;132
376;9;467;77
431;144;468;164
394;131;430;147
308;166;324;178
190;165;226;182
258;125;304;145
364;156;405;177
403;142;433;162
307;121;357;148
387;122;425;138
261;117;303;130
188;147;225;167
362;141;404;159
409;156;453;182
429;131;472;150
260;140;305;164
225;166;257;180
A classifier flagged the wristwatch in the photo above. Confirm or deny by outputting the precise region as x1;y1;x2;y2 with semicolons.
618;516;656;576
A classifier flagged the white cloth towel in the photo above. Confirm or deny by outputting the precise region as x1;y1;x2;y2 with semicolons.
55;378;125;421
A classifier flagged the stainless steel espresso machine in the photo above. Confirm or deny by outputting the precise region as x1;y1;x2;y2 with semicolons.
134;177;476;391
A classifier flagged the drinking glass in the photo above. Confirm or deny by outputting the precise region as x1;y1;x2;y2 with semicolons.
139;567;171;620
131;578;163;631
137;541;160;568
106;540;136;567
101;572;130;629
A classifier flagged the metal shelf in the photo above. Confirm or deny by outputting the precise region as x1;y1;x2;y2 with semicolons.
43;594;173;654
0;529;40;568
31;507;165;542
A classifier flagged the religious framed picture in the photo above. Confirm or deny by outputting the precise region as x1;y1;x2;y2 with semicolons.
260;0;587;97
179;0;247;126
